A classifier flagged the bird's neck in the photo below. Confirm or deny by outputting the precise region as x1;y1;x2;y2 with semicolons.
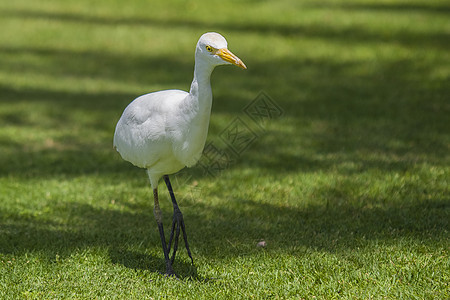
172;60;214;166
189;59;214;108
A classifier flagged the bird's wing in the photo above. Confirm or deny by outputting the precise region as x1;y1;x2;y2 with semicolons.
113;90;188;168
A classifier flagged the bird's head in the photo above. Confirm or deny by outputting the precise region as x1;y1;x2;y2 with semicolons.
196;32;247;70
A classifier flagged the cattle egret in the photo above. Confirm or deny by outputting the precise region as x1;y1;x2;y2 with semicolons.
113;32;246;275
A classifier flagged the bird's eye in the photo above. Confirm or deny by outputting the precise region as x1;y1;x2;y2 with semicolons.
205;45;213;52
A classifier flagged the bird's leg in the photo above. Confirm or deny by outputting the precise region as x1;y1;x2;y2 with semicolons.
153;188;175;276
163;175;194;265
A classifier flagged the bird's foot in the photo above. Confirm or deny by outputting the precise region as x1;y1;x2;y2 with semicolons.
164;267;178;278
168;207;194;266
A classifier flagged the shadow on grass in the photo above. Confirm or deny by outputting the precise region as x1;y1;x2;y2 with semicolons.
308;2;450;14
0;194;448;278
0;202;201;279
108;249;201;280
0;6;448;50
1;54;448;178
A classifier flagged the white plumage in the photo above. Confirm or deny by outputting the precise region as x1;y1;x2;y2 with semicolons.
113;32;246;275
114;89;192;183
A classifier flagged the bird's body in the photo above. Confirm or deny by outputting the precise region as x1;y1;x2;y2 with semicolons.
113;32;246;276
114;88;209;187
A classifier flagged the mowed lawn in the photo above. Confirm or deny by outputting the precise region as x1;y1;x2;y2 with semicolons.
0;0;449;298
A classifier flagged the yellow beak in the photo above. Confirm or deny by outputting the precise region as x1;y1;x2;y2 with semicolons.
216;48;247;69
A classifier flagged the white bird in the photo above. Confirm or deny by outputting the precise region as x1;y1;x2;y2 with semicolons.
113;32;246;275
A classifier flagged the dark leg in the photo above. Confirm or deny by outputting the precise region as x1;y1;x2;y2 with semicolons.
163;175;194;265
153;188;175;276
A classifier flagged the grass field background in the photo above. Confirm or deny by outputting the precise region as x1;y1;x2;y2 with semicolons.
0;0;449;298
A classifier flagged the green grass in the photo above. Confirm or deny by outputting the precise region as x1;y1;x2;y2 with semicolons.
1;0;449;298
